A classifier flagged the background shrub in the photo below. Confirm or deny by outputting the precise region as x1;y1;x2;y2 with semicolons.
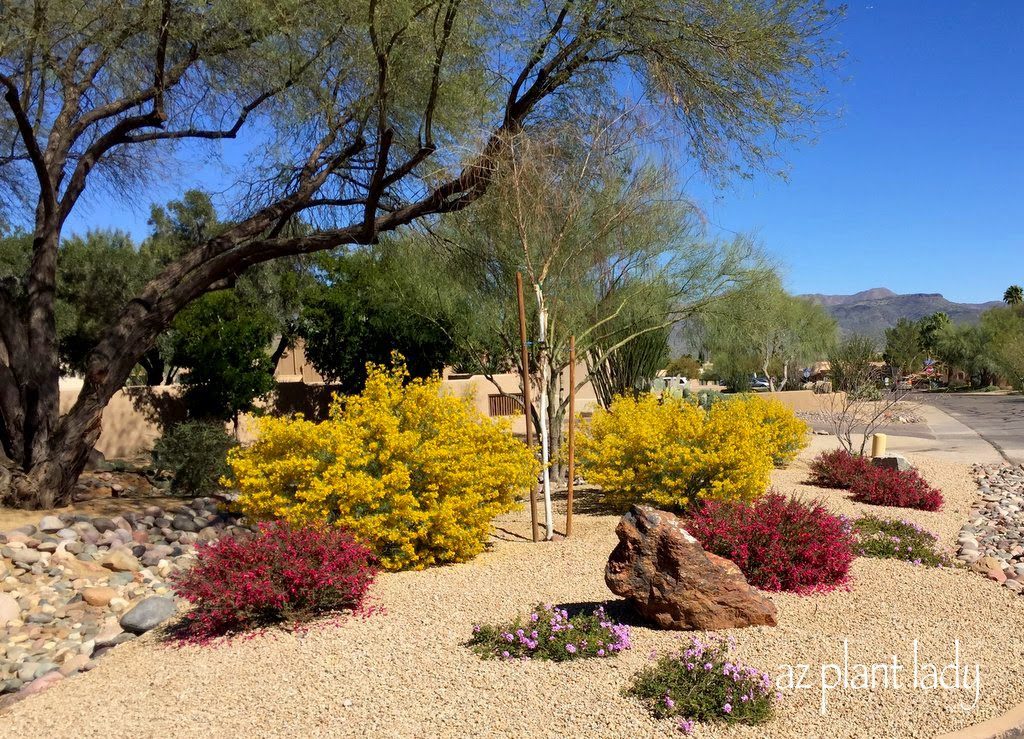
807;448;873;489
628;635;774;726
576;393;777;511
228;362;538;571
681;387;725;411
687;492;855;592
152;420;238;496
468;603;631;661
853;516;950;566
849;466;943;511
171;521;377;641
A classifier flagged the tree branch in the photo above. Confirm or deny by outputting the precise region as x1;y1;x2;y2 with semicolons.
0;73;56;220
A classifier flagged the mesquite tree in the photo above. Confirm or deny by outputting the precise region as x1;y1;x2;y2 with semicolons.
0;0;840;508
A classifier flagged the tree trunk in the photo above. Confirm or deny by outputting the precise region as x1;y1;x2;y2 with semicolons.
0;376;103;510
533;284;554;540
268;333;291;378
138;349;166;386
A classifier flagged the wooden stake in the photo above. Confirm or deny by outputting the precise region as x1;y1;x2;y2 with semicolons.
517;272;539;543
566;335;576;537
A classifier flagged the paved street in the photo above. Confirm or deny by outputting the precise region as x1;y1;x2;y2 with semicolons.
917;392;1024;464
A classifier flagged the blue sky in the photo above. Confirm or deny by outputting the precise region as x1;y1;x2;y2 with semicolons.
688;1;1024;303
66;1;1023;304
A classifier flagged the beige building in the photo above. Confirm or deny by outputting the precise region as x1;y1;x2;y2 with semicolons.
272;341;601;436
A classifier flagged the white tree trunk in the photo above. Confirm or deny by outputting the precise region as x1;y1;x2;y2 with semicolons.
534;284;554;540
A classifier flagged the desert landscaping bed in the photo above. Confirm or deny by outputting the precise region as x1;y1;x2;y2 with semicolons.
3;440;1023;738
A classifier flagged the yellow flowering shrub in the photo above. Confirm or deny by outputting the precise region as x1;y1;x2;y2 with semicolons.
724;395;809;468
227;363;538;571
576;393;798;511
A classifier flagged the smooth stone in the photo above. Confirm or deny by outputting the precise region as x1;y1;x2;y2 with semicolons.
171;515;198;533
107;572;134;586
37;516;64;534
94;622;124;647
91;518;117;533
58;654;90;676
9;549;41;565
100;549;141;573
18;669;63;698
81;587;117;607
0;592;19;625
119;596;177;634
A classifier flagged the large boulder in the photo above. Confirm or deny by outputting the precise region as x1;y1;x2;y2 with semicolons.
606;505;778;631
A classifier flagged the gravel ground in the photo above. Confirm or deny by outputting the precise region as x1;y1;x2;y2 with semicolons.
5;438;1023;738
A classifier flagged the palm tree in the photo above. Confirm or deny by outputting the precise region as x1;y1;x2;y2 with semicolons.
1004;285;1023;305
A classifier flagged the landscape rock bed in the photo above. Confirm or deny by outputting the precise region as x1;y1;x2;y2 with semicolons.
958;463;1024;594
0;498;250;704
4;443;1024;737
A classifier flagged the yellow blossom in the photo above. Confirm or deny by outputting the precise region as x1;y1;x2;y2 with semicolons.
227;362;538;571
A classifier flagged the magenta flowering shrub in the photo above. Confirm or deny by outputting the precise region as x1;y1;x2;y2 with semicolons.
468;603;631;662
687;492;856;593
809;449;944;511
627;634;774;726
808;449;873;489
849;465;944;511
171;521;377;642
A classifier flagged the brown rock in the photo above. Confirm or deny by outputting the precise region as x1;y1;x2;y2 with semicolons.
0;592;20;625
51;549;108;578
81;587;117;607
59;654;90;676
100;549;141;572
605;505;777;631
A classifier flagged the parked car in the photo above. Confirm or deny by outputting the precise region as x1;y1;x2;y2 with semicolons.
750;375;770;390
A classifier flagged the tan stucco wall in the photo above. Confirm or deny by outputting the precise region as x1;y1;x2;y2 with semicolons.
441;368;600;436
60;370;841;461
760;389;839;413
59;380;185;459
59;369;603;459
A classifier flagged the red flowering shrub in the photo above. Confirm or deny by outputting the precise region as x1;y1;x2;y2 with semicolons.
687;492;855;593
171;521;377;641
848;466;943;511
807;449;873;489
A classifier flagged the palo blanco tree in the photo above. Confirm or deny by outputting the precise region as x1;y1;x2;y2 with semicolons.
404;122;762;538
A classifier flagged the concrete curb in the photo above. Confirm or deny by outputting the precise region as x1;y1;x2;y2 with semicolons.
936;702;1024;739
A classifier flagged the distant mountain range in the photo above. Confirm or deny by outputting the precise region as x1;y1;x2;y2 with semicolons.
801;288;1002;340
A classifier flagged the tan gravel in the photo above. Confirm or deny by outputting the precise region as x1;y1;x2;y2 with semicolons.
5;439;1023;738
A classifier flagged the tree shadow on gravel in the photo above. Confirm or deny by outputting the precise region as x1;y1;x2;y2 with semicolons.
554;598;649;627
568;486;629;516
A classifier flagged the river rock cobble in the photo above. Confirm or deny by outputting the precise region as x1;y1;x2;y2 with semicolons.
0;498;252;705
958;464;1024;594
